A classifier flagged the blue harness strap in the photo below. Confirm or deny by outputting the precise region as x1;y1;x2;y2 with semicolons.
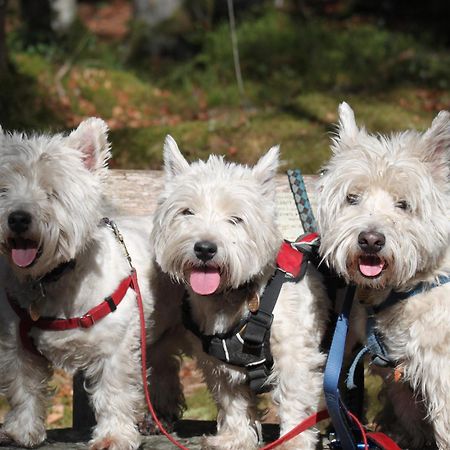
324;286;403;450
347;274;450;390
324;284;359;450
374;274;450;314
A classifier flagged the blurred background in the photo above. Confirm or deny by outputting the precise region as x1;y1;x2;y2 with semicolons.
0;0;449;430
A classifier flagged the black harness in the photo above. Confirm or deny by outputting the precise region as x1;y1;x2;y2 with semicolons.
182;233;320;394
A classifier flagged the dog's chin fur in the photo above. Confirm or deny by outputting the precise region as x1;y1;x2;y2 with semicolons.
317;103;450;450
0;120;159;450
149;137;330;450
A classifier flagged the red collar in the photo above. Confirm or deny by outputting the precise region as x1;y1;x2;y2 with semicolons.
7;270;138;357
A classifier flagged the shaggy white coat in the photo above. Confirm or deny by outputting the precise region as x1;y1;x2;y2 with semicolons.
150;137;330;450
0;120;156;450
317;103;450;449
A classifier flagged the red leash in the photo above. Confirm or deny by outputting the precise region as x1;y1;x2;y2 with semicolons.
260;410;329;450
133;270;190;450
133;269;329;449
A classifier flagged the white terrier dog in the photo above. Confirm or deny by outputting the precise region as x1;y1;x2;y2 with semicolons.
150;136;330;450
317;103;450;449
0;119;155;449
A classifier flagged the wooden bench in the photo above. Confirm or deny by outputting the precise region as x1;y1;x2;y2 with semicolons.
104;169;318;240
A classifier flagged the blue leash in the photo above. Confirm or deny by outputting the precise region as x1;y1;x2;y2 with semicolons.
286;170;393;449
324;284;359;450
287;170;363;448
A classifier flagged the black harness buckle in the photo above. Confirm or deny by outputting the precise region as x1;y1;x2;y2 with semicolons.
243;311;273;347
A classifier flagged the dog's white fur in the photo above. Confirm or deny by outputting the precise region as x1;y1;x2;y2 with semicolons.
150;137;329;450
0;120;155;449
317;103;450;449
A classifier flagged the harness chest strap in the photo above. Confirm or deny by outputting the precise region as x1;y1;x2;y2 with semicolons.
7;270;137;356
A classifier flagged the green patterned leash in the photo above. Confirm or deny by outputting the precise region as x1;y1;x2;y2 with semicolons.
287;169;317;234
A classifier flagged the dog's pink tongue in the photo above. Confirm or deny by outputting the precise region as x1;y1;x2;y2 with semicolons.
11;240;38;268
189;268;221;295
359;256;384;277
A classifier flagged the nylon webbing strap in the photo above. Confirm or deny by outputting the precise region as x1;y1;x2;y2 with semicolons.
324;284;358;450
243;269;285;347
243;269;287;393
367;433;401;450
347;312;394;390
373;273;450;315
324;285;403;450
287;169;317;233
247;363;272;394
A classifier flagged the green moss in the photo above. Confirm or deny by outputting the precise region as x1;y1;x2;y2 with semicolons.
110;120;210;169
184;386;217;420
365;373;384;424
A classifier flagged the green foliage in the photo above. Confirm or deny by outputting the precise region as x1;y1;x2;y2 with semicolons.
0;69;64;131
7;14;124;72
164;9;450;106
1;5;448;174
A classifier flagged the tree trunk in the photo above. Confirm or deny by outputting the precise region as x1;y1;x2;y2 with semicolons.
0;0;8;75
20;0;53;44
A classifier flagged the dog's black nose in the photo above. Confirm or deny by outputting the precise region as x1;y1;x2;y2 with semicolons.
194;240;217;262
358;231;385;253
8;210;32;234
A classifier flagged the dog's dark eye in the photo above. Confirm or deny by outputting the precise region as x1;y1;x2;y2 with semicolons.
181;208;194;216
395;200;409;210
346;193;360;205
228;216;243;225
319;168;328;177
47;191;59;201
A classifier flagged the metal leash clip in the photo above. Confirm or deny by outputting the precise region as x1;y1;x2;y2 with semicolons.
101;217;134;271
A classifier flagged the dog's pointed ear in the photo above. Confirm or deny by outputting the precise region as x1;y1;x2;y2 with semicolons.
421;110;450;182
67;118;111;174
163;135;190;177
252;145;279;196
336;102;360;140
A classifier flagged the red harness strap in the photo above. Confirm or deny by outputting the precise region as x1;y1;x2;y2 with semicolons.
367;432;402;450
7;271;137;357
276;232;319;278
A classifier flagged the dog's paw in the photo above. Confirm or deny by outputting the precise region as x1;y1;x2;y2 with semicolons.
90;437;115;450
138;412;176;435
201;433;258;450
89;434;140;450
0;430;14;447
0;427;46;448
